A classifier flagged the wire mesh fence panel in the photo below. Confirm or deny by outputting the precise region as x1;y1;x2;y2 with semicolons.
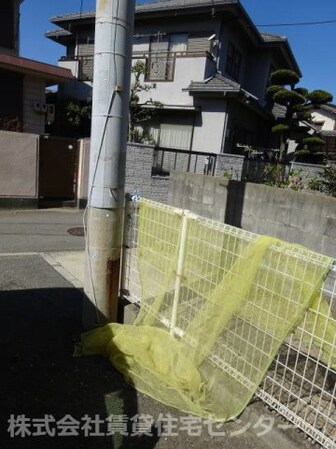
121;197;336;447
258;267;336;449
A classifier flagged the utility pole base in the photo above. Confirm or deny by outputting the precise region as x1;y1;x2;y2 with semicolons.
83;206;123;329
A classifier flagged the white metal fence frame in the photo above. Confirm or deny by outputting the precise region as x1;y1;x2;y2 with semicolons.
121;197;336;449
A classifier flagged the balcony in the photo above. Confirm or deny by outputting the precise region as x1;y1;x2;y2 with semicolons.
59;55;94;82
60;51;210;84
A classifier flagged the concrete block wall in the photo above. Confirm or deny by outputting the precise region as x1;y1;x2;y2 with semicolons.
168;171;336;258
168;172;229;222
125;143;170;203
77;140;171;204
215;153;245;180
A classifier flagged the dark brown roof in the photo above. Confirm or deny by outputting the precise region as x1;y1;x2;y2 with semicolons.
136;0;237;13
48;0;301;75
50;0;237;23
45;29;71;39
322;130;336;137
260;32;287;43
320;104;336;115
184;73;260;103
185;73;241;93
0;52;74;85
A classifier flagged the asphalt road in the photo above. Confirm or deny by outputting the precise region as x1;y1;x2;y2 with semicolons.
0;209;85;253
0;254;272;449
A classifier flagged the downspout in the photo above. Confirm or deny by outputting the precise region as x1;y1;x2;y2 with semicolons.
187;112;196;172
220;96;230;153
216;16;225;73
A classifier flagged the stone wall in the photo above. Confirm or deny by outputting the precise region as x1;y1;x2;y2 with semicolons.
290;161;325;186
215;153;245;180
125;143;170;203
168;171;336;258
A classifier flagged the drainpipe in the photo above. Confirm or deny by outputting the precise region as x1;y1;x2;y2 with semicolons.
221;97;230;153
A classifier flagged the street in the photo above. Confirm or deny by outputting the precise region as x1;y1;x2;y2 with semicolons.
0;209;85;253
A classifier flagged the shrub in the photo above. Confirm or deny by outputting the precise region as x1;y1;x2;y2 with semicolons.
266;85;285;101
294;87;309;97
308;164;336;197
302;136;325;147
270;70;300;87
272;124;290;134
307;90;333;105
0;116;23;132
273;89;306;106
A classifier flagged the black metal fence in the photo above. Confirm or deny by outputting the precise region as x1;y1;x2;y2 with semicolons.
152;147;218;176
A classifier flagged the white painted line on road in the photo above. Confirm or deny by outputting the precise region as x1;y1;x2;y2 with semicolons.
0;252;39;257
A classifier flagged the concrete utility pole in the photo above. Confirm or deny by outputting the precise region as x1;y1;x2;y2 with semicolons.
83;0;135;327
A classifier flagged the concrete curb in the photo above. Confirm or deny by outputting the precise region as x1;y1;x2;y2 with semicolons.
41;252;84;289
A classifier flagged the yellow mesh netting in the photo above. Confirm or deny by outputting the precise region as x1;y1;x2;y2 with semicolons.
80;199;334;420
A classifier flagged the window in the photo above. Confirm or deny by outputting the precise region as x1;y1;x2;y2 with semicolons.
159;122;193;150
147;33;188;81
147;117;193;150
169;33;188;53
225;42;242;81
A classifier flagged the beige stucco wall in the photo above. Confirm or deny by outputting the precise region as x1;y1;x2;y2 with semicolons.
135;55;209;106
23;76;46;134
312;110;336;131
191;99;228;153
0;131;39;197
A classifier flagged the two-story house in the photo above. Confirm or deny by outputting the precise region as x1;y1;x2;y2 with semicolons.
46;0;301;154
0;0;73;134
310;104;336;156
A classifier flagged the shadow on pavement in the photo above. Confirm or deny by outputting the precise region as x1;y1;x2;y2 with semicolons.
0;287;159;449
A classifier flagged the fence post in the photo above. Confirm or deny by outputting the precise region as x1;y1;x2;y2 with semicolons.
119;193;132;300
170;210;189;335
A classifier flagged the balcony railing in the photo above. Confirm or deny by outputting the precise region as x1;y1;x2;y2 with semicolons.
60;51;209;83
152;147;218;176
145;53;176;82
60;55;94;82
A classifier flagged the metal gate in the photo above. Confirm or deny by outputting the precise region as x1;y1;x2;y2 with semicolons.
38;135;78;200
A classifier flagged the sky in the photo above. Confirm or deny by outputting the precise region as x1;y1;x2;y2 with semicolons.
20;0;336;100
